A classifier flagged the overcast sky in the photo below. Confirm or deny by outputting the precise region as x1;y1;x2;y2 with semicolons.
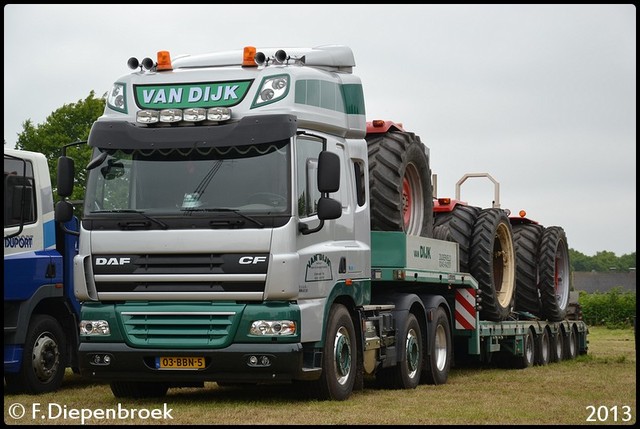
4;4;636;257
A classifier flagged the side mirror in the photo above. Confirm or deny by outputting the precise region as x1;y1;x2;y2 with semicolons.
57;156;75;197
317;197;341;221
55;200;74;223
317;151;340;193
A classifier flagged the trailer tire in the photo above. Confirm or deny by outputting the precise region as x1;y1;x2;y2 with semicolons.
422;307;451;385
313;304;357;401
433;204;481;273
110;381;169;399
513;328;536;369
469;208;516;321
367;130;433;237
535;328;551;366
512;223;544;315
4;315;66;394
538;226;571;322
551;330;564;363
564;325;578;360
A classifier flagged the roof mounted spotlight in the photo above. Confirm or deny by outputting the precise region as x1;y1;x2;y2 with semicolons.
141;57;155;71
255;51;267;66
274;49;288;64
127;57;140;70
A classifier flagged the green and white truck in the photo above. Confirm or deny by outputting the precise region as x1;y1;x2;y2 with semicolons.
56;45;588;400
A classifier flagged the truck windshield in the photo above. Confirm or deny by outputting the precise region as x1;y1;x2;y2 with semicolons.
83;140;290;219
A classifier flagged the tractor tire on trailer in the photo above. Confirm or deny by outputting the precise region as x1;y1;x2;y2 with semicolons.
366;130;433;237
538;226;571;322
4;314;67;394
312;304;357;401
422;306;452;385
512;223;544;316
469;208;517;321
433;204;481;273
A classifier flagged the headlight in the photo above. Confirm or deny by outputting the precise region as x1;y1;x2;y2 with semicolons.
250;320;296;336
107;83;127;113
80;320;110;335
251;74;289;108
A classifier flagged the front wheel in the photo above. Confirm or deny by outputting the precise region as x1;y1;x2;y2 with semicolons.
4;315;67;394
313;304;357;401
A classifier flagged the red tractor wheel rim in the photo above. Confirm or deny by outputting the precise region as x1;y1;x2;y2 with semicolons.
403;176;412;228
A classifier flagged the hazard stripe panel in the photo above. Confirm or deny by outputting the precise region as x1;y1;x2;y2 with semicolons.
455;288;476;330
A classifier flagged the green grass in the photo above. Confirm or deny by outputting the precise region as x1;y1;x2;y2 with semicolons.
4;326;636;425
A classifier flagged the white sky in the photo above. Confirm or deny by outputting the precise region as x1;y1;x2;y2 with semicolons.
4;4;636;257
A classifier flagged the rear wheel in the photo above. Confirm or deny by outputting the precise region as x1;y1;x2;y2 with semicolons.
367;130;433;237
551;331;564;363
422;307;451;385
469;208;516;321
313;304;357;400
376;313;423;389
564;325;578;360
512;223;544;315
538;226;570;321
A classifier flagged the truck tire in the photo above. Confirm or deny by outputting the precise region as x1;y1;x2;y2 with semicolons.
513;328;536;369
551;330;564;363
4;314;66;394
433;204;481;273
512;223;544;315
313;304;357;401
110;381;169;398
367;130;433;237
376;312;423;390
538;226;571;322
469;208;516;321
422;306;451;385
535;328;551;366
564;325;578;360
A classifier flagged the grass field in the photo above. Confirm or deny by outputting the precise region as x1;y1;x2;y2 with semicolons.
4;326;636;425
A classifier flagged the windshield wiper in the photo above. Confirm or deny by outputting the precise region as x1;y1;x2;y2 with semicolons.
91;209;169;230
181;207;265;228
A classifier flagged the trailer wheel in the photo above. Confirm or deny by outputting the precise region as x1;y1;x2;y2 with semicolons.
512;223;544;315
551;330;564;363
313;304;357;401
469;208;516;321
564;325;578;360
433;204;481;273
513;328;536;369
4;315;67;394
422;307;451;385
535;328;551;366
110;381;169;398
367;130;433;237
538;226;570;322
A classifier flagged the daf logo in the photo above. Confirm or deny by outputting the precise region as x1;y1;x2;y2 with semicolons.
96;257;132;266
238;256;267;265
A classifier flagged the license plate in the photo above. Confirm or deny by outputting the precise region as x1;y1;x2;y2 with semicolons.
155;357;205;369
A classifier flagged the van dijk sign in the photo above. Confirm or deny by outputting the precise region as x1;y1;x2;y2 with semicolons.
134;80;253;109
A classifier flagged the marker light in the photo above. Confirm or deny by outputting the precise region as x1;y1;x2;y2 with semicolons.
243;46;257;67
157;50;173;71
519;210;527;218
372;120;385;127
438;197;451;205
